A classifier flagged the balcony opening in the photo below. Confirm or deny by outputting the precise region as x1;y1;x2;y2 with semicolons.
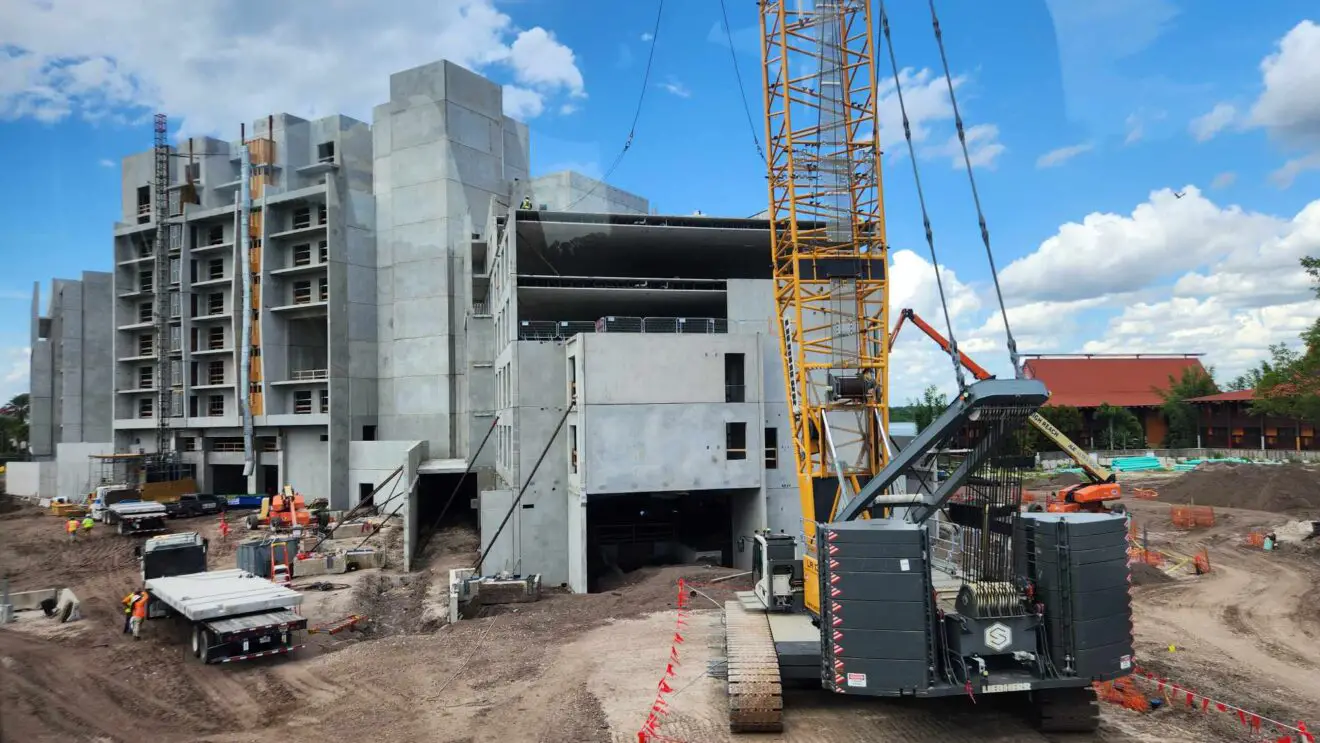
724;353;745;403
138;366;154;390
208;395;224;417
188;395;199;417
207;360;225;386
317;203;327;225
318;389;329;414
294;390;312;414
318;240;328;263
293;280;312;305
138;302;153;324
208;258;224;281
725;422;747;461
764;427;778;469
208;326;225;350
169;257;181;285
318;277;329;302
138;270;153;293
207;225;224;245
207;293;224;316
317;141;335;163
292;207;311;230
138;397;154;418
185;161;200;183
293;243;312;267
137;334;153;357
170;292;182;318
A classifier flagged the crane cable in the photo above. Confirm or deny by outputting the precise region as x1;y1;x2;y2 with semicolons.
877;1;968;393
927;0;1021;378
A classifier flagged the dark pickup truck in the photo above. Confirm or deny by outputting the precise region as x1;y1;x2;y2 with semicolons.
165;493;225;519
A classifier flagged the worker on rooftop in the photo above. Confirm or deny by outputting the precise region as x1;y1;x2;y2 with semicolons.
65;516;79;542
519;196;533;210
81;514;95;534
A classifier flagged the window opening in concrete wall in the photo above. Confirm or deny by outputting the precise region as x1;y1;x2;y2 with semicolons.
138;366;154;389
138;397;153;418
210;464;247;496
585;490;737;592
170;257;181;284
138;334;153;356
293;244;311;266
208;326;225;350
139;301;153;324
188;395;198;417
139;270;153;292
136;186;150;223
170;325;181;352
170;292;181;318
567;356;577;403
358;483;374;507
569;424;578;472
207;225;224;245
207;293;224;316
294;390;312;414
292;207;311;230
207;395;224;417
726;422;747;460
362;425;377;441
208;258;223;281
293;281;312;304
318;389;329;414
185;161;200;182
318;277;328;302
317;203;327;225
318;240;328;263
207;360;224;386
765;427;778;469
725;353;745;403
317;141;335;163
38;318;51;339
180;436;197;451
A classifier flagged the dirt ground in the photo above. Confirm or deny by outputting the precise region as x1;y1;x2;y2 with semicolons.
5;468;1320;743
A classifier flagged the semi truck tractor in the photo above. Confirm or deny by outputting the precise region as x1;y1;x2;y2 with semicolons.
137;532;307;664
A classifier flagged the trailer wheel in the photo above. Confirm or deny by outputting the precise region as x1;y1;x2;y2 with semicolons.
1109;503;1127;515
191;625;211;663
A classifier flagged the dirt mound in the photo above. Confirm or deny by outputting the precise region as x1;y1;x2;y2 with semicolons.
1130;561;1173;586
1158;463;1320;513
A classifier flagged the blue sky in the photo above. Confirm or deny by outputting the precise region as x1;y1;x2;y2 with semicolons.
1;0;1318;403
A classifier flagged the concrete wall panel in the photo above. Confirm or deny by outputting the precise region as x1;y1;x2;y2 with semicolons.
284;429;329;501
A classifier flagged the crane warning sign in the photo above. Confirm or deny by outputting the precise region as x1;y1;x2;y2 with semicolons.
846;672;867;688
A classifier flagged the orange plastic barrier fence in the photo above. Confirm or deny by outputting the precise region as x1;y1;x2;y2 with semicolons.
1245;531;1266;548
1132;488;1159;500
1171;505;1216;528
1095;676;1151;712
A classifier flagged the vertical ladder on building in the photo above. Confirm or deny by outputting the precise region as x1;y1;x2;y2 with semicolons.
151;114;175;470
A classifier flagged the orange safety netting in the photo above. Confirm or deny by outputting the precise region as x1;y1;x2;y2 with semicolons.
1095;676;1151;712
1132;487;1159;500
1245;531;1267;548
1171;505;1216;528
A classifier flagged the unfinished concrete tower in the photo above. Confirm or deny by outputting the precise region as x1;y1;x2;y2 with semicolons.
372;59;530;459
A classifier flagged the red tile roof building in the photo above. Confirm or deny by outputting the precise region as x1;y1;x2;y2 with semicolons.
1021;355;1209;447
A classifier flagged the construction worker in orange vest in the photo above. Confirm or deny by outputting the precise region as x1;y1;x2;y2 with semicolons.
121;590;141;634
129;589;149;640
65;517;79;542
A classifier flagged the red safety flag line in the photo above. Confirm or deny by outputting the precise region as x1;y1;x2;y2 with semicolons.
1130;666;1313;739
658;679;674;694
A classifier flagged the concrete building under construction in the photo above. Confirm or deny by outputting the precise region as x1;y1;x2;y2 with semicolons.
12;57;817;590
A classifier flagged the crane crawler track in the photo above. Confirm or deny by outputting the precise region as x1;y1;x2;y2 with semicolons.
724;600;783;733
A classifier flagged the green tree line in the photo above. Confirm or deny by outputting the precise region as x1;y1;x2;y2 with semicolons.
0;393;29;455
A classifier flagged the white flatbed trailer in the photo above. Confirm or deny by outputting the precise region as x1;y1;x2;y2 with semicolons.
146;569;307;664
107;501;168;535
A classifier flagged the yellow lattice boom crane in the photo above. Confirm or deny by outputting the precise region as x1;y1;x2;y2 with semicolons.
761;0;890;618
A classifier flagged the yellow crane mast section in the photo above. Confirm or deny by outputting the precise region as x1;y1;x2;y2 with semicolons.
761;0;889;617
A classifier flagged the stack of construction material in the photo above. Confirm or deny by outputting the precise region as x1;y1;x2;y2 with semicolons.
1110;456;1164;473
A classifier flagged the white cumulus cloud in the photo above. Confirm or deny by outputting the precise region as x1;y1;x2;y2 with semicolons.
1248;19;1320;147
923;124;1006;170
0;0;587;133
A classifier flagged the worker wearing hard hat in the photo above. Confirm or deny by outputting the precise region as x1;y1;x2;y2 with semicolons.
81;514;95;534
128;589;149;640
65;517;79;542
519;196;533;210
121;590;141;634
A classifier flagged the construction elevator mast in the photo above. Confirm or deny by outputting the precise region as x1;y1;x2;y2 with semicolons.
760;0;889;615
152;114;174;462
